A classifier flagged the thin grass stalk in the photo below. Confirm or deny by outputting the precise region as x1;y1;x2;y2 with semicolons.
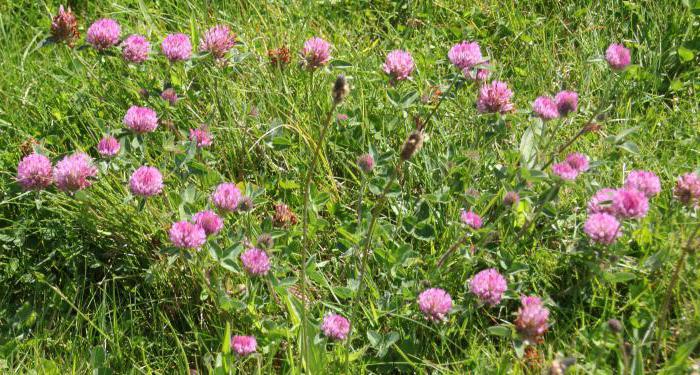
299;87;339;371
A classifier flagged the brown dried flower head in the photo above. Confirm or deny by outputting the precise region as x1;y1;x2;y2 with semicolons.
50;5;79;46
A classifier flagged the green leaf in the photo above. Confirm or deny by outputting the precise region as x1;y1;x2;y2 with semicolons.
677;46;695;62
617;141;640;155
367;330;382;347
519;124;537;168
488;325;512;338
604;272;636;283
279;179;300;190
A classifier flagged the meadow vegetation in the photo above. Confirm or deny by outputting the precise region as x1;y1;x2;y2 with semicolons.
0;0;699;373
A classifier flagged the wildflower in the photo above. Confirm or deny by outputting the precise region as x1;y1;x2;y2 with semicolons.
122;35;150;63
532;96;559;121
607;319;623;333
162;33;192;62
476;81;514;114
169;221;206;249
54;152;97;192
549;358;577;375
240;248;270;276
332;74;349;104
587;188;617;215
50;5;79;46
503;191;520;206
124;106;158;133
321;314;350;340
605;43;631;70
624;170;661;198
231;335;257;356
273;203;298;227
448;41;483;70
565;153;589;173
160;88;178;105
357;154;375;173
673;172;700;207
399;130;424;161
554;91;578;116
469;268;507;306
515;296;549;343
17;153;53;190
463;63;491;82
129;166;163;197
193;210;223;236
199;25;236;59
268;45;291;67
583;213;621;245
97;136;120;157
189;127;213;148
212;183;241;212
301;37;331;69
382;50;415;81
551;162;579;181
336;113;349;122
257;234;273;249
460;209;483;229
238;196;254;212
417;288;452;322
86;18;120;51
612;188;649;219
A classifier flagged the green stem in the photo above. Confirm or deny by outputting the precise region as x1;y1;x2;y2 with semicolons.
652;221;699;367
299;98;338;371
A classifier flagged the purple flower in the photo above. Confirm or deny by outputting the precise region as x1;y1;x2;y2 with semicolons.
382;49;415;81
554;90;578;116
169;221;206;250
129;166;163;197
624;170;661;198
189;127;213;148
460;209;483;229
605;43;631;70
301;37;331;69
50;5;79;46
503;191;520;206
552;162;579;181
86;18;120;51
231;335;257;356
321;314;350;341
193;210;224;236
122;35;150;63
211;183;241;212
532;96;559;120
515;296;549;342
162;33;192;62
17;153;53;190
199;25;236;59
417;288;452;322
160;88;178;105
357;153;375;173
674;172;700;207
448;41;483;70
469;268;507;306
336;113;349;121
463;63;491;82
584;213;622;245
240;248;270;276
54;152;97;192
476;81;514;114
587;188;617;215
565;153;589;173
612;188;649;219
124;106;158;133
97;136;120;157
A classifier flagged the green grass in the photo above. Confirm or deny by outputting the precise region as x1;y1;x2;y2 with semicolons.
1;0;699;373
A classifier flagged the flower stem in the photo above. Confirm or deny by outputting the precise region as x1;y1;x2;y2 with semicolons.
299;98;338;371
652;221;699;367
